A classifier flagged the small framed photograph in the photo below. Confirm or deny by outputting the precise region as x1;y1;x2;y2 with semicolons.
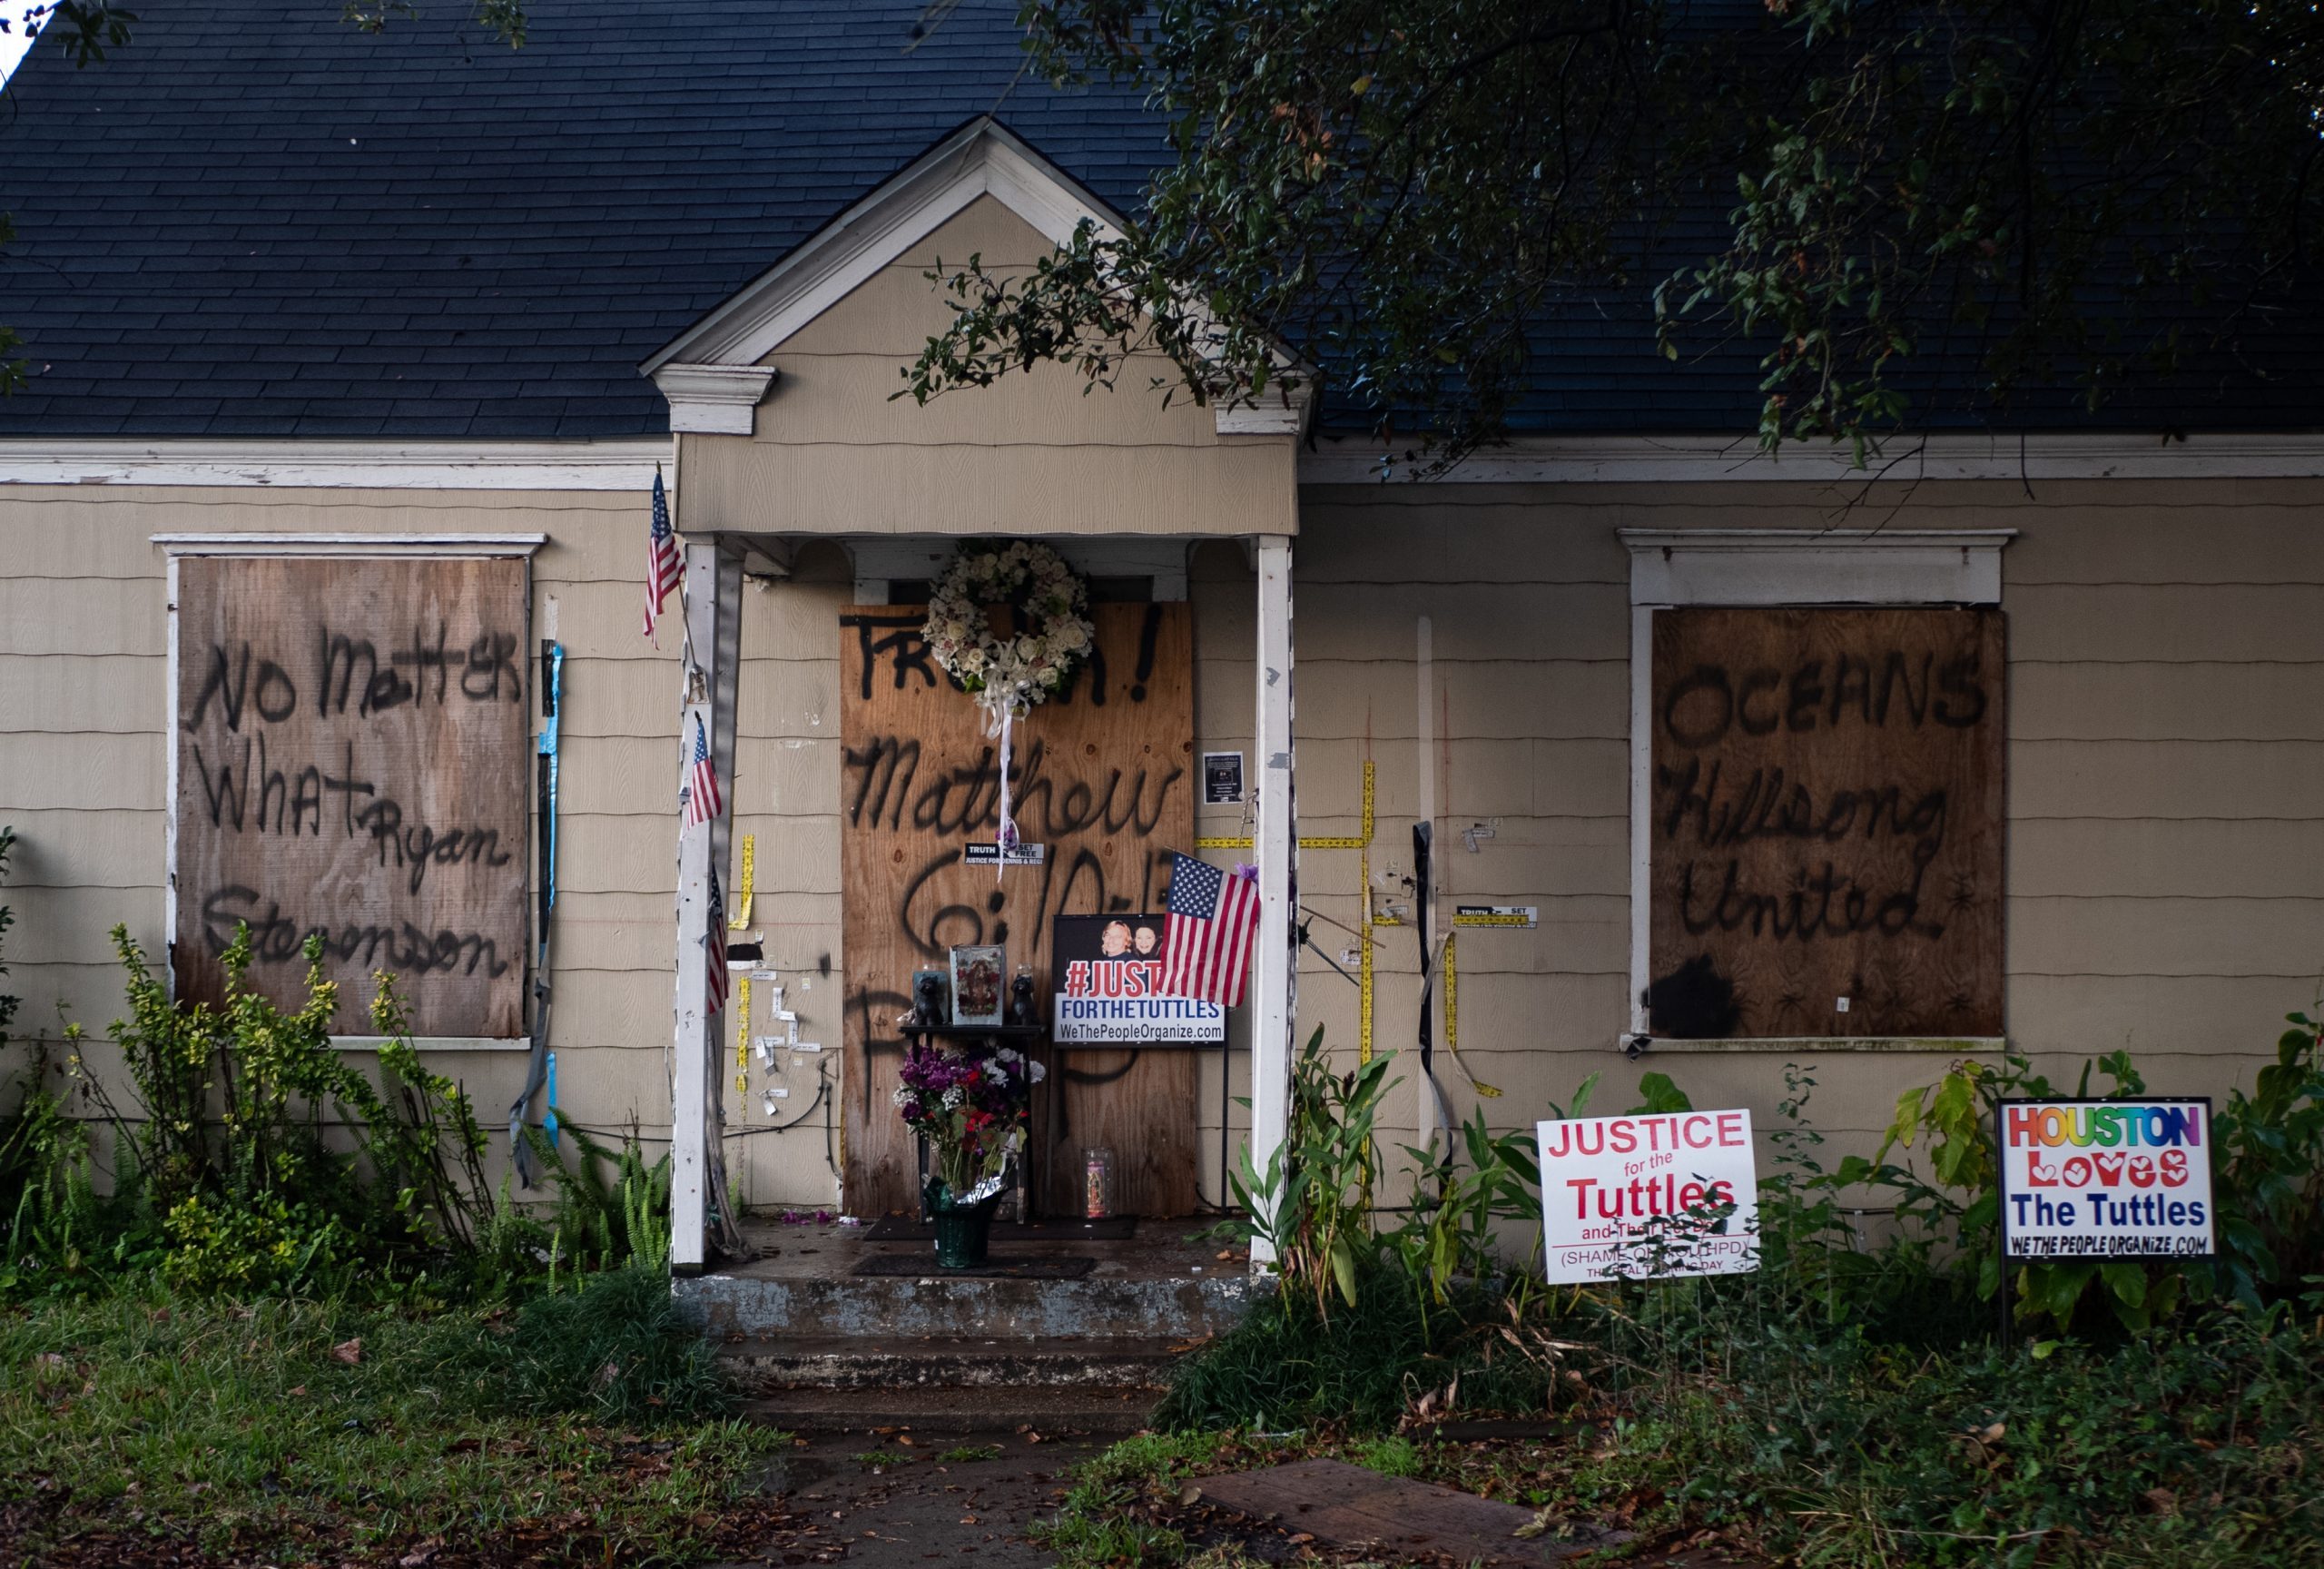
949;945;1007;1027
910;968;951;1026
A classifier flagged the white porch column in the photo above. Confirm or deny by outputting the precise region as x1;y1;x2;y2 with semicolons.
1248;535;1297;1268
671;538;743;1274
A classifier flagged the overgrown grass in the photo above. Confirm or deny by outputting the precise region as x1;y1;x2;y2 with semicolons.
1100;1296;2324;1568
1419;1303;2324;1567
1032;1432;1233;1567
1118;1031;2324;1567
1157;1264;1554;1432
0;1268;778;1564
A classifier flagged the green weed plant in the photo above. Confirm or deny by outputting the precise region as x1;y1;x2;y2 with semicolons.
0;921;675;1302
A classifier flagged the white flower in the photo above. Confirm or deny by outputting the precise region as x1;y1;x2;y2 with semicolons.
942;1087;964;1110
920;543;1094;719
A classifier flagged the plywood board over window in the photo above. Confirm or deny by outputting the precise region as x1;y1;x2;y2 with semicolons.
840;602;1196;1219
1646;607;2004;1041
171;554;530;1039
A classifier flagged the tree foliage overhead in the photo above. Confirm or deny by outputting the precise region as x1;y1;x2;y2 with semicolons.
906;0;2324;471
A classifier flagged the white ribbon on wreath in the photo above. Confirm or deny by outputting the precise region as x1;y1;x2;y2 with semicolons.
921;543;1095;878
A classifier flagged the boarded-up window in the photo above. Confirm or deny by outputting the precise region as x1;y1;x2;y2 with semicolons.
1647;607;2004;1040
172;554;529;1038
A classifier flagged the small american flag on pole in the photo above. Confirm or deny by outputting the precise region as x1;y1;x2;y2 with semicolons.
642;467;682;645
705;864;729;1013
1160;851;1262;1008
682;715;724;831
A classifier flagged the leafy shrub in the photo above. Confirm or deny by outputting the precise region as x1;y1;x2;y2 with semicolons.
43;923;511;1296
1864;1021;2324;1332
1;917;692;1302
1228;1027;1393;1317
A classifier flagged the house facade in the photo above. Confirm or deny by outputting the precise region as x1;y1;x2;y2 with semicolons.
4;5;2319;1268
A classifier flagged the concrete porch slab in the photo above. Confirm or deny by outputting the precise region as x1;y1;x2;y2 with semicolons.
675;1219;1265;1341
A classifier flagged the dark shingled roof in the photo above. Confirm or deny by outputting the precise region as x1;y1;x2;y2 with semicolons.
0;1;1161;439
1;1;2318;440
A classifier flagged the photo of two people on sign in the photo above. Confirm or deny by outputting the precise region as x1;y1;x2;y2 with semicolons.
1098;919;1162;961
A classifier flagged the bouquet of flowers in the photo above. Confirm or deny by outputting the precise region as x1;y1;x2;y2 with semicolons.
892;1041;1046;1200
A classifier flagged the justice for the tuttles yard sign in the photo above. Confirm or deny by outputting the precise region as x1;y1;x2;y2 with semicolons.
1997;1100;2215;1261
1536;1111;1760;1285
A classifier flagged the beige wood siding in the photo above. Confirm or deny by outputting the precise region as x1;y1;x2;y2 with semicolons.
1286;479;2324;1164
674;197;1297;542
6;464;2319;1213
0;484;711;1186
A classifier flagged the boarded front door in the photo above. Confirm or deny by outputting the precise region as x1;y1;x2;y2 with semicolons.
839;602;1197;1217
1646;606;2004;1040
172;553;530;1038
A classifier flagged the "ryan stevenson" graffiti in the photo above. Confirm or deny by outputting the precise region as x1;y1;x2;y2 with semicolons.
199;885;510;976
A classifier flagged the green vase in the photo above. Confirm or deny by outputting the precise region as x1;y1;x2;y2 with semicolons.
924;1179;1002;1268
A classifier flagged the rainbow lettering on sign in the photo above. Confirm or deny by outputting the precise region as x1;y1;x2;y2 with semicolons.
1998;1099;2215;1258
2005;1102;2202;1150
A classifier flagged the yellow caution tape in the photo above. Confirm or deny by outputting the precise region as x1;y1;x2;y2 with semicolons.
730;834;754;929
734;974;751;1099
1443;933;1502;1099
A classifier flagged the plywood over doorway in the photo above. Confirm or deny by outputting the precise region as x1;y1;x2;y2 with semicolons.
839;602;1197;1217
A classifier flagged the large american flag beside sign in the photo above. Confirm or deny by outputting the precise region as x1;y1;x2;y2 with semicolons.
1160;852;1261;1008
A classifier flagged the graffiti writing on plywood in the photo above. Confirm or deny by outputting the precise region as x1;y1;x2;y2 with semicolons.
1646;607;2004;1041
172;556;529;1037
838;601;1198;1217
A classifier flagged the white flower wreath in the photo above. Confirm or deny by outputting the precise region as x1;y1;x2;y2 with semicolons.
921;541;1095;725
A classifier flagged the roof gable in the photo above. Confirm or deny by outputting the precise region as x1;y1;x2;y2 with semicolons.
648;118;1308;438
646;118;1119;375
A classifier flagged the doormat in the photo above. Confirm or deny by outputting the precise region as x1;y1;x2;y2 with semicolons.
852;1254;1098;1279
862;1216;1138;1243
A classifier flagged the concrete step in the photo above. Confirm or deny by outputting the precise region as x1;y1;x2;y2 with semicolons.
719;1334;1188;1392
677;1261;1258;1340
743;1382;1164;1437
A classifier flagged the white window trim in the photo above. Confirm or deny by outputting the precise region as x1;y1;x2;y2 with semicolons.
1301;429;2324;484
158;533;544;1051
2;440;666;490
1620;528;2014;1053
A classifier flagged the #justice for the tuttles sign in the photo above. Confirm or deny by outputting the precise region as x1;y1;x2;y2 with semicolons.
1535;1111;1761;1284
1997;1099;2215;1260
1049;913;1225;1044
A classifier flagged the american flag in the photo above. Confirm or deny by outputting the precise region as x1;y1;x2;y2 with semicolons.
1160;851;1262;1007
682;714;723;831
642;468;683;645
705;864;729;1013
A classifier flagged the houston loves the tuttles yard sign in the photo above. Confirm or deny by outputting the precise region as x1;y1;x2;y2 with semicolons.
1997;1099;2215;1261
